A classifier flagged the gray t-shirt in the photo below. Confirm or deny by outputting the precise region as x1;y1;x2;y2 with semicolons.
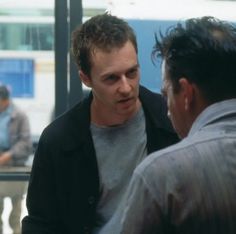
90;107;147;233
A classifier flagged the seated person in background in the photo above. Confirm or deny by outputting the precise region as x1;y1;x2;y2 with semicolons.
22;13;179;234
0;85;32;234
100;16;236;234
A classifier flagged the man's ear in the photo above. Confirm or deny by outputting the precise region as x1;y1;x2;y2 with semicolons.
79;70;92;88
179;78;194;111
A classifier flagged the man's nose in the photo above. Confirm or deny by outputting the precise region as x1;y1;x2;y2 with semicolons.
118;76;131;93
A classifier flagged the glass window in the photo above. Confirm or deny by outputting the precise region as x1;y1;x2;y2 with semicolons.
0;23;54;51
0;1;55;233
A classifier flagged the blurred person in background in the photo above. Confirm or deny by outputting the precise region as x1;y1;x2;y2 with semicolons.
99;16;236;234
22;13;179;234
0;85;32;234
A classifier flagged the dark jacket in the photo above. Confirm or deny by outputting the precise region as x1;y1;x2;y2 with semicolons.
22;86;179;234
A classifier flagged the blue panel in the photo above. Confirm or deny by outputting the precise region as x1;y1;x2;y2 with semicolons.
0;59;34;98
127;19;179;93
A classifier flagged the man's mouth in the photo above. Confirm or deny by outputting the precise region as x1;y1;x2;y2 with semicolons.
118;97;133;103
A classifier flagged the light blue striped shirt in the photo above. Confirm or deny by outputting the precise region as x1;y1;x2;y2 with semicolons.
100;98;236;234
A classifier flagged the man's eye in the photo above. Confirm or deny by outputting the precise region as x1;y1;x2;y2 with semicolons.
126;69;138;78
105;75;118;82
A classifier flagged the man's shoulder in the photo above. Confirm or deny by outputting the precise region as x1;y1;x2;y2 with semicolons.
139;85;178;136
139;86;166;113
11;103;28;120
39;97;91;145
136;131;221;179
136;138;192;175
139;85;163;100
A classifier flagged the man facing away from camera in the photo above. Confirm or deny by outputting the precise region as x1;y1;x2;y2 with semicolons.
21;13;179;234
99;16;236;234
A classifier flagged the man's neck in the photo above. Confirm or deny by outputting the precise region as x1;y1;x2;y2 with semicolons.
90;100;141;127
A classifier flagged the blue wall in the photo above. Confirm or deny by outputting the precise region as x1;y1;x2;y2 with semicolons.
127;19;180;93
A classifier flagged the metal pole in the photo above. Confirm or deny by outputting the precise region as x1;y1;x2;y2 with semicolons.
69;0;83;108
55;0;68;117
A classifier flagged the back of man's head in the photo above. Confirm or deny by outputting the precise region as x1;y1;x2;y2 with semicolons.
0;85;10;100
153;16;236;104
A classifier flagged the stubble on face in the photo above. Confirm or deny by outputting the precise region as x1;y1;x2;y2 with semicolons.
89;41;141;126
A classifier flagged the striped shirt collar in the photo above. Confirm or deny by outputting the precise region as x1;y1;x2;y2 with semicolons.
188;98;236;137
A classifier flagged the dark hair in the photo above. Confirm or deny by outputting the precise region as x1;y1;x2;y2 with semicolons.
71;13;138;76
0;85;10;100
152;16;236;103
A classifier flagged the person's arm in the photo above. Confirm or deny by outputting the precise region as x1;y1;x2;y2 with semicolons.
0;151;11;165
22;131;62;234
